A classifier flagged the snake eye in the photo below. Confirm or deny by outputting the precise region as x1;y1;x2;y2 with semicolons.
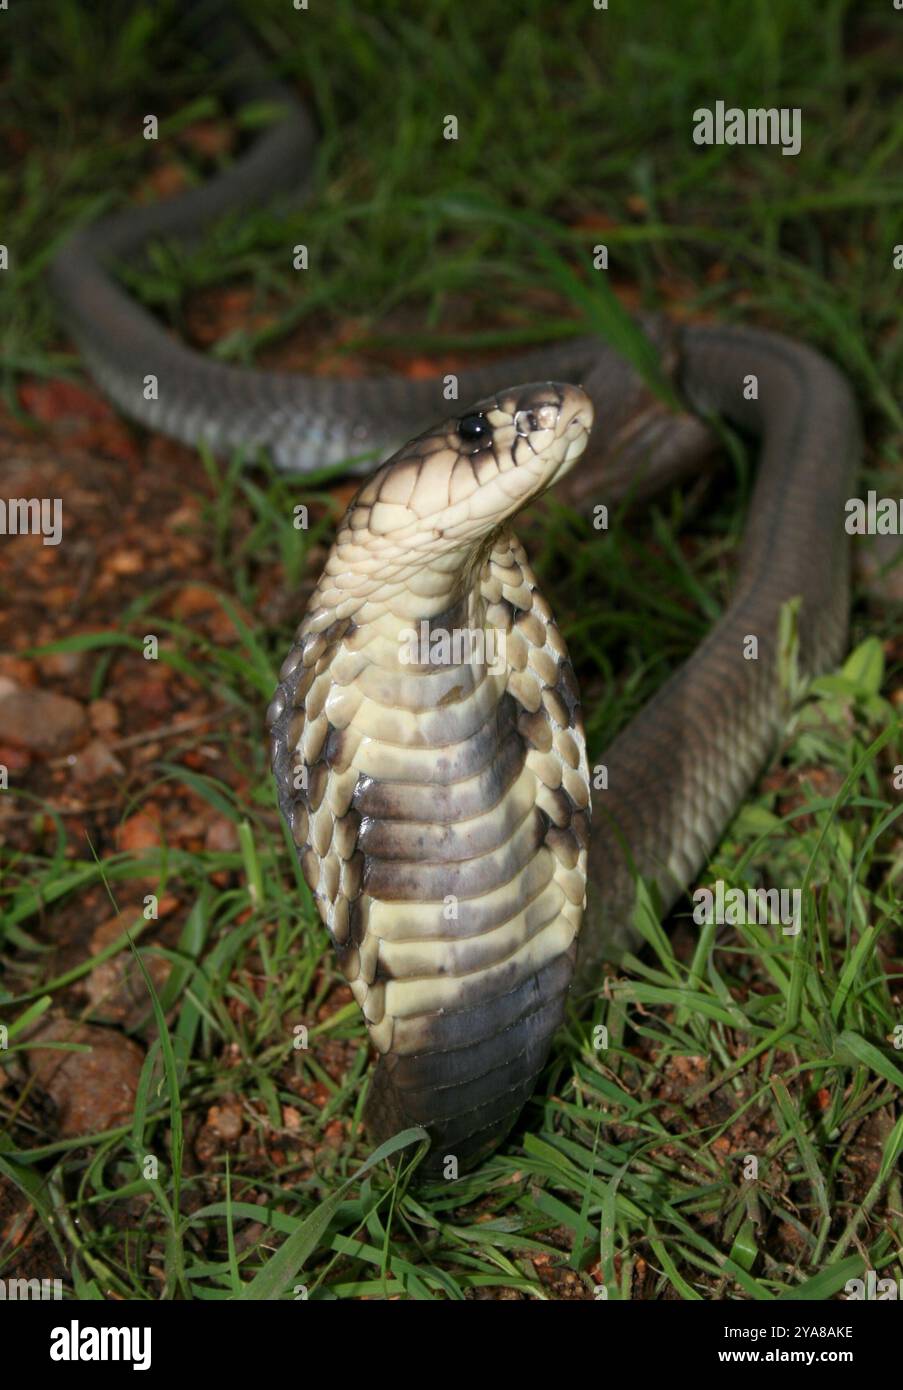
457;413;492;447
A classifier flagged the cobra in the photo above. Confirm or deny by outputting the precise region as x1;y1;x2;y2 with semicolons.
268;384;595;1171
48;8;860;1172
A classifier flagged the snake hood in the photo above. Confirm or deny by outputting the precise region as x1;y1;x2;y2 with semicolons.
268;382;595;1172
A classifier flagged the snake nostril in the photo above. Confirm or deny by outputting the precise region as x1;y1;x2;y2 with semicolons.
515;404;558;437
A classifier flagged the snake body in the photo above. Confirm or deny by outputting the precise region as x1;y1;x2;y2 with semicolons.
49;10;861;1170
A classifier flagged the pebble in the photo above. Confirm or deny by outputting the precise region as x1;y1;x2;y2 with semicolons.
26;1019;144;1137
0;688;86;754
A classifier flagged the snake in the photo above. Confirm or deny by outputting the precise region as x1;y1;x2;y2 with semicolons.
47;6;861;1173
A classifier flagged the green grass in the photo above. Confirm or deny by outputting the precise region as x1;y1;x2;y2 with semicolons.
0;0;901;1300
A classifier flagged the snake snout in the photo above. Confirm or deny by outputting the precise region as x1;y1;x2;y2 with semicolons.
494;382;593;443
477;381;593;479
506;381;594;483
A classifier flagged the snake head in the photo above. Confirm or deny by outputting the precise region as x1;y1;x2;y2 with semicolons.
347;382;594;553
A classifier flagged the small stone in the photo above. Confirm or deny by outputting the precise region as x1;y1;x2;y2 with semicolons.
88;698;120;734
208;1101;243;1142
26;1019;144;1136
0;689;87;754
106;549;144;575
82;905;174;1027
204;818;240;853
69;738;125;785
35;650;86;680
116;811;162;854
